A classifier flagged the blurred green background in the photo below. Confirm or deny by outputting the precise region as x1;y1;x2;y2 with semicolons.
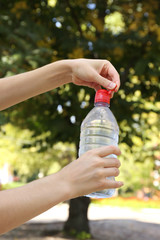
0;0;160;237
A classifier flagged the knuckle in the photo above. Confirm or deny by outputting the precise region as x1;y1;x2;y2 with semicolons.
114;158;121;168
96;179;106;190
117;159;121;167
115;181;122;188
104;60;110;65
110;145;117;154
117;72;120;78
94;169;104;179
86;149;95;157
114;168;119;176
92;158;99;167
94;158;104;167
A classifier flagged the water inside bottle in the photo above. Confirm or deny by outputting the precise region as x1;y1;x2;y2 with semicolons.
79;118;118;199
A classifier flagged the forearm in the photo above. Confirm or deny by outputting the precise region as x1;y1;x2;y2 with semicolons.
0;60;72;110
0;145;123;235
0;172;70;235
0;58;120;110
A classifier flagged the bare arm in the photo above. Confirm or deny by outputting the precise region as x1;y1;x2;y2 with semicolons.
0;173;69;234
0;58;121;234
0;146;123;235
0;59;120;110
0;60;72;110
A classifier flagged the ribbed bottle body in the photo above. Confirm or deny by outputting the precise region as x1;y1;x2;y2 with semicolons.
79;103;119;198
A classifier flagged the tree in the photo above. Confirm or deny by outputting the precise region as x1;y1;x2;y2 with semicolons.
0;123;76;182
0;0;160;237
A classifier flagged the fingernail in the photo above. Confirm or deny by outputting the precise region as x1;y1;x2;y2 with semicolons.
107;82;116;90
111;92;114;98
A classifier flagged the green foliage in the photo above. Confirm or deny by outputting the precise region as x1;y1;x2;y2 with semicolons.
76;231;91;240
68;229;91;240
117;142;155;193
0;124;76;182
92;197;160;209
2;181;25;190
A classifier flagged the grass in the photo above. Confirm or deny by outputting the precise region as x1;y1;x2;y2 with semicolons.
92;197;160;209
2;181;25;190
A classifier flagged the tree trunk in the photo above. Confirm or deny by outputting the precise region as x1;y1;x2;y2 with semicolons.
63;131;91;235
64;197;91;234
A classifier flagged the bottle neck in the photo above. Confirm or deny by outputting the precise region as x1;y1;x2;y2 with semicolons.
94;102;110;107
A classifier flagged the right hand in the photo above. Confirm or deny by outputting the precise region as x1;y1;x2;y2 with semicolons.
59;145;123;199
71;59;120;92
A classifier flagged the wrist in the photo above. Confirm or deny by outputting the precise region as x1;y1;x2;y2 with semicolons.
47;60;73;87
51;171;72;201
55;167;78;200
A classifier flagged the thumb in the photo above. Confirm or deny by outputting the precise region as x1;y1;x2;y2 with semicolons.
92;70;117;90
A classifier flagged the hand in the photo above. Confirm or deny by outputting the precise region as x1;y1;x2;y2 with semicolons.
59;145;123;199
0;58;120;110
71;59;120;92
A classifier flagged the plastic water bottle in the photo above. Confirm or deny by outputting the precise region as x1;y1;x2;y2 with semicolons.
78;89;119;198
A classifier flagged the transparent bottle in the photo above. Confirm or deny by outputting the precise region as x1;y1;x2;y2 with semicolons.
78;89;119;198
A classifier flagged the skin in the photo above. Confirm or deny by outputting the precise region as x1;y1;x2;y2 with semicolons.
0;59;119;110
0;58;123;235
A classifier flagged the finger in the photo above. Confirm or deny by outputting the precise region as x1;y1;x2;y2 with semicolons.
103;167;120;177
100;62;120;91
92;70;117;90
111;92;114;98
83;82;101;91
73;76;101;91
104;180;124;189
108;65;120;91
77;81;100;90
103;158;121;168
90;83;101;91
93;145;121;158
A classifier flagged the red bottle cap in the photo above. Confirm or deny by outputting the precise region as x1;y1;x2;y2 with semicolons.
94;84;117;104
94;89;111;104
